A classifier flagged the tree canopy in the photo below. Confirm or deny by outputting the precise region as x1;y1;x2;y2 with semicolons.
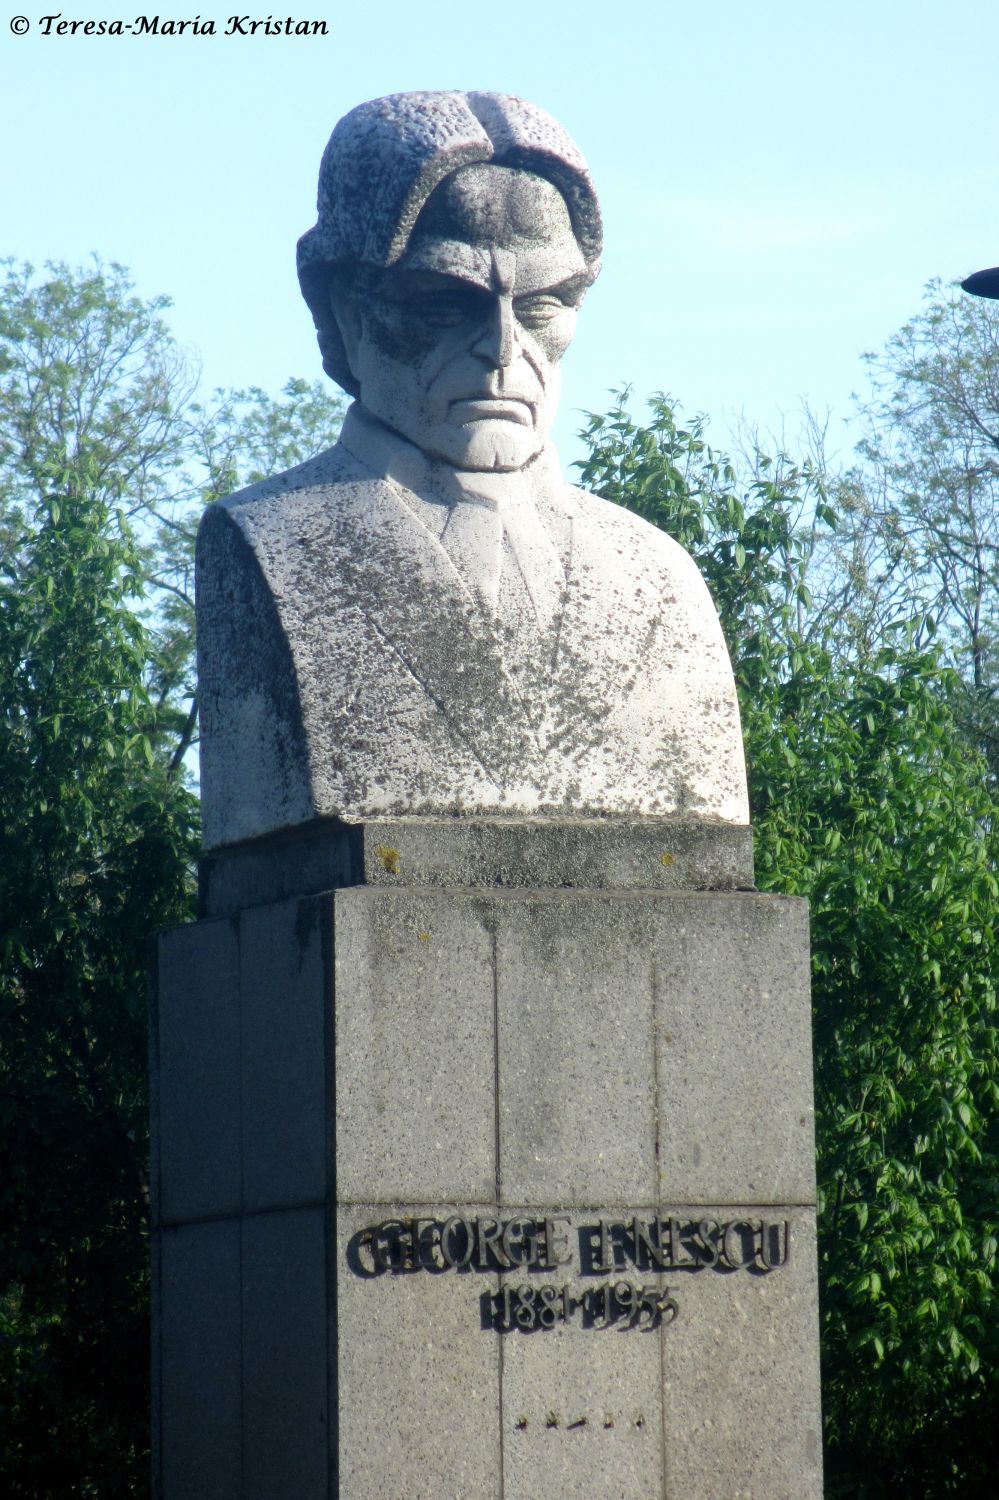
1;261;997;1495
0;259;345;1495
830;281;999;780
579;384;999;1497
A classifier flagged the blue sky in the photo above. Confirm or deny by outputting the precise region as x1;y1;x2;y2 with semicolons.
3;0;998;469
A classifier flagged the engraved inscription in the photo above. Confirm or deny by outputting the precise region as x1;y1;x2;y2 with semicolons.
346;1213;790;1279
344;1211;791;1330
486;1280;680;1332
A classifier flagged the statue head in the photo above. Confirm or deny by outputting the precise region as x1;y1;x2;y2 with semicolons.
297;91;602;471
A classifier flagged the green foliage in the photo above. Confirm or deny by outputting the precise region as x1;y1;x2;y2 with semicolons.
850;281;999;779
752;639;998;1495
4;256;997;1492
0;260;345;1494
0;455;198;1494
579;392;999;1496
576;392;833;684
0;259;188;516
0;259;348;777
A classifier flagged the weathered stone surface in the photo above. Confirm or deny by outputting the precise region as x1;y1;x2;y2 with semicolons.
152;873;821;1497
153;918;240;1224
296;92;602;317
499;1288;666;1499
336;1202;502;1498
198;434;749;844
660;1207;823;1498
157;1220;241;1500
241;1207;330;1498
332;1200;820;1499
239;896;329;1213
353;817;754;894
197;92;749;850
154;1210;331;1500
332;886;815;1211
495;896;658;1206
199;816;754;919
334;888;497;1203
163;82;818;1500
653;895;817;1204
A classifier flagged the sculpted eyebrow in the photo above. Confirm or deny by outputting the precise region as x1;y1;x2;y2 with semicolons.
386;274;493;305
532;272;590;306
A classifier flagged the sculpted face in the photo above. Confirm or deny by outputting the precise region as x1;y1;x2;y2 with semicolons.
333;165;590;471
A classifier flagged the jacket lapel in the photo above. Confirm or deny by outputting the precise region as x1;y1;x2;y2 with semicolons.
239;464;546;787
542;484;666;748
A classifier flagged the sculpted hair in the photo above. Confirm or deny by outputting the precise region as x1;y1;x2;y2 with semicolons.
297;91;603;396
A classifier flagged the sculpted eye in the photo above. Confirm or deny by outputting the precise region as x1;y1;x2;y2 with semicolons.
414;288;489;327
515;294;569;329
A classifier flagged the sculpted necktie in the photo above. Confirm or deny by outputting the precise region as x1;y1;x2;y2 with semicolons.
445;467;567;642
338;404;568;648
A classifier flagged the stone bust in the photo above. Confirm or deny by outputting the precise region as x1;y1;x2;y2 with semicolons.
196;91;749;849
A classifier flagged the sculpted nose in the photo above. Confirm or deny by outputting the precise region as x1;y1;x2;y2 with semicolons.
473;296;516;368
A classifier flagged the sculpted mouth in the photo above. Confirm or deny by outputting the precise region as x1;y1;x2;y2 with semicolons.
449;397;533;426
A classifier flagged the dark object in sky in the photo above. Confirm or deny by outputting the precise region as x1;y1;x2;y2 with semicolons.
961;265;999;299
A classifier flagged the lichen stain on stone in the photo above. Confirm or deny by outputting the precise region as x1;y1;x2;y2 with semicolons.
660;851;676;868
374;843;402;875
416;930;431;943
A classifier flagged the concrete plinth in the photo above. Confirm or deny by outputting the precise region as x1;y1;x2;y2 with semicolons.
151;820;822;1498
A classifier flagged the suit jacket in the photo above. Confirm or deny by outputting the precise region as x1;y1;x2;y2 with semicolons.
196;406;748;850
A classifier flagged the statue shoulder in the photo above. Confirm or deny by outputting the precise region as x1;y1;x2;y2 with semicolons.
566;482;709;580
196;438;378;575
209;440;363;521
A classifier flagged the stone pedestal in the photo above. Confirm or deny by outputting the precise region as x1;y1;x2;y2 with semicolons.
151;820;822;1498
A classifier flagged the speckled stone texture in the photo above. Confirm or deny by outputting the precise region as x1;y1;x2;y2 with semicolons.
197;420;749;847
150;826;822;1498
296;91;603;332
197;91;750;850
198;815;755;918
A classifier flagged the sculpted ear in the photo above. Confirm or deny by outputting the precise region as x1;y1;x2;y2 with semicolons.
330;285;363;375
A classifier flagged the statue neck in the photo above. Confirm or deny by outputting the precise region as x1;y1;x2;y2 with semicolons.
338;402;563;512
